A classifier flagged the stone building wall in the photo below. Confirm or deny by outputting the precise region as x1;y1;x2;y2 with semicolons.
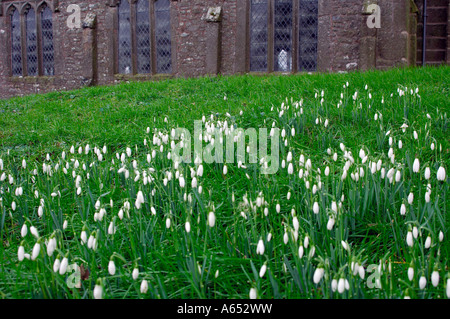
0;0;446;100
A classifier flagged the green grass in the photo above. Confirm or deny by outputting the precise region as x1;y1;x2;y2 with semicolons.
0;65;449;299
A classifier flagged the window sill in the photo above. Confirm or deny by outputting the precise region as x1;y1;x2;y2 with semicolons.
8;76;57;84
114;73;174;82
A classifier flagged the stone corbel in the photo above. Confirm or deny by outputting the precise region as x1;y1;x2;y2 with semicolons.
203;6;222;22
362;0;378;15
83;13;97;29
53;0;60;12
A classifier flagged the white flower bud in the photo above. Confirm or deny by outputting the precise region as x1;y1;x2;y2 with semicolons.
208;211;216;227
140;279;148;294
31;242;41;260
256;239;265;255
59;257;69;275
419;276;427;289
132;268;139;280
437;166;446;181
431;271;439;287
21;224;28;237
406;231;413;247
406;266;413;282
259;264;267;278
18;246;25;261
313;267;324;284
249;287;257;299
93;284;103;299
108;260;116;275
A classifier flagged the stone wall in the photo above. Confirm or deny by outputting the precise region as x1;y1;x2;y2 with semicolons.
0;0;442;100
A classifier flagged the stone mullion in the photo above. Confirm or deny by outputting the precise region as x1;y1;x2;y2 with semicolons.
292;0;298;73
268;0;274;72
36;6;43;76
20;8;27;76
149;0;157;75
130;0;138;75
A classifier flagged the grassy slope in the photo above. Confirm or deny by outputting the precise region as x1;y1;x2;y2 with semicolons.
0;66;449;299
1;66;448;159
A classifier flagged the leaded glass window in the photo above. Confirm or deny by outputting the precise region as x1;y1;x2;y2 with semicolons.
10;8;22;76
25;7;38;76
136;0;151;74
154;0;172;74
118;0;132;74
298;0;318;71
274;0;293;72
9;4;55;77
41;5;55;76
250;0;268;72
117;0;172;75
249;0;318;72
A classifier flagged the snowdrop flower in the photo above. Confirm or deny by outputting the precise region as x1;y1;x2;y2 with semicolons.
208;211;216;227
406;231;413;247
313;202;319;214
439;231;444;242
46;237;57;257
359;266;365;280
447;278;450;298
93;283;103;299
21;224;28;237
413;158;420;173
259;264;267;278
331;279;338;292
408;266;414;281
108;221;116;235
327;217;335;230
419;276;427;289
287;163;294;175
30;226;39;239
395;170;401;182
135;191;145;209
424;167;430;180
341;240;349;251
59;256;69;275
400;204;406;215
38;206;44;217
140;279;148;294
18;245;25;261
249;288;257;299
108;260;116;276
431;270;439;287
412;226;419;239
197;164;204;177
283;231;289;244
185;221;191;233
407;193;414;205
31;242;41;260
298;246;304;258
437;166;446;181
424;236;431;249
256;239;265;255
313;266;325;284
303;236;309;249
132;268;139;280
11;201;16;211
53;257;61;273
338;278;345;294
81;230;87;244
165;217;171;229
